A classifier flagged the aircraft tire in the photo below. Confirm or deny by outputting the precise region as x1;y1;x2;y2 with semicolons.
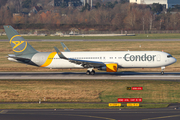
161;71;164;75
86;70;91;75
90;70;95;75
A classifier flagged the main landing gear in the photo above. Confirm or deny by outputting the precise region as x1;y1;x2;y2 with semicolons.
161;67;165;75
86;68;95;75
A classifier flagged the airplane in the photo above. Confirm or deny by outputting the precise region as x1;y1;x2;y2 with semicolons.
61;42;70;52
4;25;176;75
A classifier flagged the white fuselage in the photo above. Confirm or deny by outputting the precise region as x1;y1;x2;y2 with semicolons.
30;51;176;69
4;25;177;72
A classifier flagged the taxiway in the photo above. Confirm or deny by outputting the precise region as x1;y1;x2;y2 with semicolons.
1;39;180;42
1;107;180;120
0;72;180;80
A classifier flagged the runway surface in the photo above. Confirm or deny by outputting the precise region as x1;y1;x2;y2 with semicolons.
1;72;180;80
1;39;180;42
1;107;180;120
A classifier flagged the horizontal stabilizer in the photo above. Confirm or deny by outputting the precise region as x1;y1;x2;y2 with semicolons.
7;54;31;64
8;54;31;61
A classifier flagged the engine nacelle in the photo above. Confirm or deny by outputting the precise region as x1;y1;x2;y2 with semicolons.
98;63;118;72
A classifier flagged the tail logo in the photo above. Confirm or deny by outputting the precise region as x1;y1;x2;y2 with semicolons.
58;52;61;55
10;35;27;52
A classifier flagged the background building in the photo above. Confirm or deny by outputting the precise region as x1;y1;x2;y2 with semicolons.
129;0;180;8
54;0;82;7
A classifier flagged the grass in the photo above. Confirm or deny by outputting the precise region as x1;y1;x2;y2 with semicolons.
1;33;180;39
0;80;180;103
0;80;178;109
0;41;180;72
0;103;168;109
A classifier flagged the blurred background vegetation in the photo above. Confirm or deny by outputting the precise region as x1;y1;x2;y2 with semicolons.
1;0;180;31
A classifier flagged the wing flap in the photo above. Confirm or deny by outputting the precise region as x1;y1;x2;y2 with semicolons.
68;58;105;68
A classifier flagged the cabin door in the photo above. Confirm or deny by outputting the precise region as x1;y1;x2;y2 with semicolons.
157;54;161;62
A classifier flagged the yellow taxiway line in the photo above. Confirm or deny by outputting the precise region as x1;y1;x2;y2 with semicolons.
143;114;180;120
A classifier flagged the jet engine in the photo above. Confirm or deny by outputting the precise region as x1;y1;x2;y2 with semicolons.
98;63;118;72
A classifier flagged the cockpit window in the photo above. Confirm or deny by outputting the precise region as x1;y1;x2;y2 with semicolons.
167;55;173;58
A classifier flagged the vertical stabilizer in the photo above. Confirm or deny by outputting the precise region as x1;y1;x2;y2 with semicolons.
4;25;38;56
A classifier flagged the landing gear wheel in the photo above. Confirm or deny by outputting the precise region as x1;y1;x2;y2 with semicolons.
161;71;164;75
90;70;95;75
161;67;165;75
86;70;90;75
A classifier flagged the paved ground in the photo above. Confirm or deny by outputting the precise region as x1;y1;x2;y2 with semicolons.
0;72;180;80
1;39;180;42
1;107;180;120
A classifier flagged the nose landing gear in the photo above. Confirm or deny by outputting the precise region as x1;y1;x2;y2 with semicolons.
161;67;165;75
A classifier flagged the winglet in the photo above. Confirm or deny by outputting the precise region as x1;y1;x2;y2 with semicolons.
61;42;70;52
54;47;68;60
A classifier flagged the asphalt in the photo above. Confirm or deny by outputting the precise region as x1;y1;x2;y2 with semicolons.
0;72;180;80
1;39;180;42
1;107;180;120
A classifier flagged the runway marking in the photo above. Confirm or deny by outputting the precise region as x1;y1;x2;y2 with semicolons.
0;110;4;114
0;110;8;114
120;76;180;77
143;114;180;120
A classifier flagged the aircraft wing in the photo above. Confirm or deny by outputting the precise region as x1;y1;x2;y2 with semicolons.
54;47;105;68
68;58;105;68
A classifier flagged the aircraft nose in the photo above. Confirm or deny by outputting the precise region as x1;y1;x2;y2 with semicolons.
172;57;177;63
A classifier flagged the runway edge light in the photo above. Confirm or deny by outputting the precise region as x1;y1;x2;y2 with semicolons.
109;103;121;107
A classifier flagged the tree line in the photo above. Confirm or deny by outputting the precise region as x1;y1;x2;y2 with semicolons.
1;1;180;31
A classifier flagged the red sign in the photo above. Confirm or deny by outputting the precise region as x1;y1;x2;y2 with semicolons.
118;98;130;102
129;98;142;102
131;87;143;90
118;98;142;102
